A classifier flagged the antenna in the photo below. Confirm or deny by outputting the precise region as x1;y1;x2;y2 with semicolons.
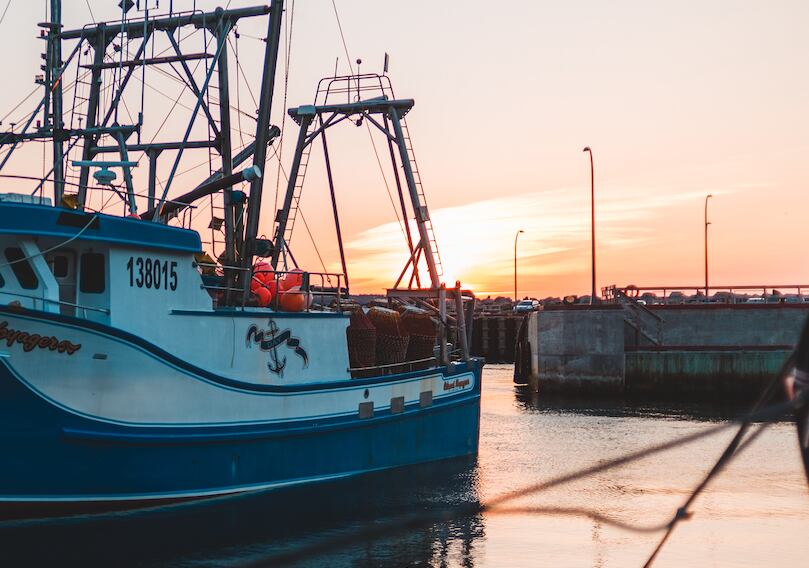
354;59;362;102
383;52;389;75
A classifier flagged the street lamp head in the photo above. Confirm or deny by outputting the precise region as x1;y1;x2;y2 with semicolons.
518;229;524;234
582;146;591;153
707;194;713;198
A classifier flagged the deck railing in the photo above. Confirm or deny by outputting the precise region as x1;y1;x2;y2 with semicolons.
197;261;346;312
348;356;438;378
0;290;110;318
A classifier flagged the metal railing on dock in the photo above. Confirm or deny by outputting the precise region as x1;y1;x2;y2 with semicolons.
603;284;809;305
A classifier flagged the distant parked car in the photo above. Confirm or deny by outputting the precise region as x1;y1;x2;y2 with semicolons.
639;293;659;305
513;299;540;313
666;292;686;304
746;297;765;304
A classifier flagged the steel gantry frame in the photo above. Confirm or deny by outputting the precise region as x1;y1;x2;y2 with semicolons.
275;93;474;362
276;97;442;291
0;2;285;306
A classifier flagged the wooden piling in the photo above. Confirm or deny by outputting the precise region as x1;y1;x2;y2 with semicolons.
471;315;520;363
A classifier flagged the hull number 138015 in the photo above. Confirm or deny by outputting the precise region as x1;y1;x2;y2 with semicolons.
126;257;178;290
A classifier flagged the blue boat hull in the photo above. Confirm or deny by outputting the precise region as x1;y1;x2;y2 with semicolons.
0;356;482;506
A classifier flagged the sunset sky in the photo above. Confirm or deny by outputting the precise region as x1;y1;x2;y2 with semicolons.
0;1;807;298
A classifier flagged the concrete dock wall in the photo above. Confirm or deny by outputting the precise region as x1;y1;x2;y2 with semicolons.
638;305;806;347
625;348;791;397
534;307;625;393
523;304;809;398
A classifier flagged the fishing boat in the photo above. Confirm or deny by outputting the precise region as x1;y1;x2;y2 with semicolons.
0;1;482;510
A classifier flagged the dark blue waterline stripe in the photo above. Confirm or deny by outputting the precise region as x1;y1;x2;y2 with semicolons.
60;394;480;446
0;305;482;393
2;357;475;430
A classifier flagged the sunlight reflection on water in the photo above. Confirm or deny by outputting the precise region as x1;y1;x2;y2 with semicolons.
476;366;809;568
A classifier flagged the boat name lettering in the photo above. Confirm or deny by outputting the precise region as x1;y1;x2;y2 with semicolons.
126;257;178;291
443;378;470;391
0;321;81;355
246;321;309;377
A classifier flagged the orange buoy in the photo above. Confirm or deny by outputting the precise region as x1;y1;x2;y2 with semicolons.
253;285;272;307
253;262;274;285
280;269;304;291
278;285;310;312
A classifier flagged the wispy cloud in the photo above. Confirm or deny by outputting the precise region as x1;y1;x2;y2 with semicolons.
345;182;757;297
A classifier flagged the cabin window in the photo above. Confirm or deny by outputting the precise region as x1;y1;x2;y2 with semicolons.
80;253;105;293
5;248;38;289
52;255;69;278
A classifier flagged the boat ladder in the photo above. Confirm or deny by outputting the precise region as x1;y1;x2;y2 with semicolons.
280;117;319;256
396;113;443;277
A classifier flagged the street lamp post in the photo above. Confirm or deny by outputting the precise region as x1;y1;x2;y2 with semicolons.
704;194;713;297
514;229;524;303
583;147;596;304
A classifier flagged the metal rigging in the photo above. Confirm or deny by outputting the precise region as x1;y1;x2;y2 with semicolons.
0;1;286;307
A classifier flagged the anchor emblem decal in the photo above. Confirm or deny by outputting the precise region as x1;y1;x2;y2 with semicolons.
246;320;309;377
266;321;286;375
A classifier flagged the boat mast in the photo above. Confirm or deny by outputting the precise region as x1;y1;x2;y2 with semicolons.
48;0;65;206
76;22;107;211
214;11;238;300
0;2;283;239
240;0;284;301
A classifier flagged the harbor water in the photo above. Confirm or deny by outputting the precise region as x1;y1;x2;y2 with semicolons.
2;364;809;567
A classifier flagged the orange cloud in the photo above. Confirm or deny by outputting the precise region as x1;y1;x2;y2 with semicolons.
345;184;750;298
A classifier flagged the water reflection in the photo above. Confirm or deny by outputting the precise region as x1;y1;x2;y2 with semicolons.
0;457;484;567
514;385;779;423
